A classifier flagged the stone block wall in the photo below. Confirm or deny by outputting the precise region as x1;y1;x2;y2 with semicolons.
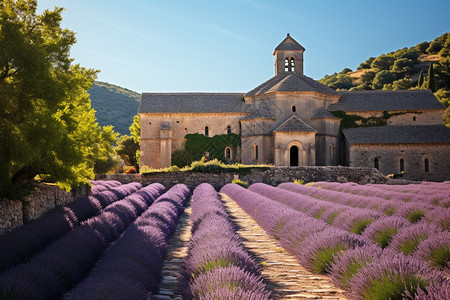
0;184;89;236
97;166;387;191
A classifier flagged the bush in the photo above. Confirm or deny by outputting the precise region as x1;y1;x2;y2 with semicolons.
124;166;136;174
232;179;248;188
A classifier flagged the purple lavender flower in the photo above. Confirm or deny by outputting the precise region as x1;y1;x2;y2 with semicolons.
424;208;450;231
329;245;394;289
296;227;366;274
410;279;450;300
349;254;446;300
186;266;271;300
362;216;411;248
389;222;442;255
414;231;450;269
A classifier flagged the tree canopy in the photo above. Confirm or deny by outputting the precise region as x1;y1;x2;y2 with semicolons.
0;0;117;197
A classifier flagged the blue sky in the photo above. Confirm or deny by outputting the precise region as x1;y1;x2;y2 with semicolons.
38;0;450;93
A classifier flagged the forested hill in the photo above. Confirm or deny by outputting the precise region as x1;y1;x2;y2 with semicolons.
318;32;450;126
89;81;140;135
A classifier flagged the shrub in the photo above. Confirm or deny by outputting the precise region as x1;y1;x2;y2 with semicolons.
232;179;248;188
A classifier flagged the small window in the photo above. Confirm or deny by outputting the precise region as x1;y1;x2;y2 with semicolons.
290;58;295;72
176;120;180;123
284;58;289;72
254;145;259;161
227;126;231;134
292;105;296;112
253;123;256;134
399;158;405;172
374;157;379;170
225;147;231;160
204;126;209;137
424;158;430;173
330;143;334;162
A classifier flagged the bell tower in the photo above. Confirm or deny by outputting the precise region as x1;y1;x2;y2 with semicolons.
274;34;305;75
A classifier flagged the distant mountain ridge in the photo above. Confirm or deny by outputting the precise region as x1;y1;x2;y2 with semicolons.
89;81;140;135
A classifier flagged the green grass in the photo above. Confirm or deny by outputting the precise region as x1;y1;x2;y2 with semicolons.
141;159;272;175
363;275;428;300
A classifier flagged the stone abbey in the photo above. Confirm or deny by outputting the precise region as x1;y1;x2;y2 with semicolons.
139;34;450;181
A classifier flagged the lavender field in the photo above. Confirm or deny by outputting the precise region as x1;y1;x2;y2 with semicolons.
0;180;448;299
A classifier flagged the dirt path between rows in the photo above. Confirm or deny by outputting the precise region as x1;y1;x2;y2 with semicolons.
154;194;347;300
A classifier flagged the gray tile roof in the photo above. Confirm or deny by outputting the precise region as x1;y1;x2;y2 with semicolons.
311;107;340;120
329;90;444;112
274;34;305;52
243;106;275;120
273;115;316;132
139;93;247;113
343;125;450;144
244;73;338;97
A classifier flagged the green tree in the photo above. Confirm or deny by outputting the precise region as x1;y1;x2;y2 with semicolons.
129;115;141;168
371;55;396;71
115;135;139;169
418;69;425;88
391;78;413;90
360;71;376;84
357;57;376;70
319;73;353;90
435;89;450;107
390;58;414;74
372;70;396;89
416;42;429;54
427;63;436;92
0;0;117;197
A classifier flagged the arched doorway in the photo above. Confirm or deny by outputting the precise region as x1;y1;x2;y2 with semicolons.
290;146;299;166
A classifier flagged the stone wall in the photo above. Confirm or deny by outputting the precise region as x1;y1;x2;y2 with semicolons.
0;184;89;236
97;166;387;190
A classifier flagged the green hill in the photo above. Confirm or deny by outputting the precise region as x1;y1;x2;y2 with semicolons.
319;32;450;126
89;81;140;135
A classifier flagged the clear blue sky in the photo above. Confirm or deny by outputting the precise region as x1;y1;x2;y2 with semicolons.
37;0;450;93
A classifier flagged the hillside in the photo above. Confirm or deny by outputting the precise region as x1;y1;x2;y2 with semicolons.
319;32;450;126
89;81;140;135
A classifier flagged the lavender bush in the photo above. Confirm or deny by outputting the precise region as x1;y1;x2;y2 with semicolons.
349;254;446;300
67;184;190;299
0;183;165;299
414;231;450;269
182;183;270;300
362;216;411;248
389;222;443;255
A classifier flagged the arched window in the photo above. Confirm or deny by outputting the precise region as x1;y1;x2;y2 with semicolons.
225;147;231;160
399;158;405;172
374;157;379;170
292;105;296;112
330;143;334;163
290;58;295;72
424;158;430;173
253;123;256;134
285;58;289;72
254;144;259;161
227;125;231;134
413;116;416;121
204;126;209;137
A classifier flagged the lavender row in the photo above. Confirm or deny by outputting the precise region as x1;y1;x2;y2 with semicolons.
367;181;450;196
278;182;448;230
0;181;141;273
181;183;271;299
221;184;447;299
89;179;122;193
252;183;449;268
0;183;165;299
313;181;449;208
66;184;190;299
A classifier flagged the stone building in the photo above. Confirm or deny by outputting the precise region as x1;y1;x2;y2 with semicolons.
139;34;450;181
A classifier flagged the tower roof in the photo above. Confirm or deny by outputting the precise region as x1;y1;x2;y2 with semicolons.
273;115;316;132
274;33;305;54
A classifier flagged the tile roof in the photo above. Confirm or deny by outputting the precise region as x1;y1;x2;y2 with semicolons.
139;93;247;113
329;90;444;112
274;34;305;52
244;73;338;97
273;115;316;132
311;107;340;120
343;125;450;144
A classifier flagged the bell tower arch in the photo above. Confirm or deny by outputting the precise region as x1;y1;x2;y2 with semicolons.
274;33;305;75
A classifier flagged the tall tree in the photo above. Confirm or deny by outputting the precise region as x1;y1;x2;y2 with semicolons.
129;115;141;169
0;0;117;197
427;63;436;92
418;69;424;88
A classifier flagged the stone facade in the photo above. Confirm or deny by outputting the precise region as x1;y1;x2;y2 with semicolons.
346;143;450;181
139;34;450;181
0;199;23;235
